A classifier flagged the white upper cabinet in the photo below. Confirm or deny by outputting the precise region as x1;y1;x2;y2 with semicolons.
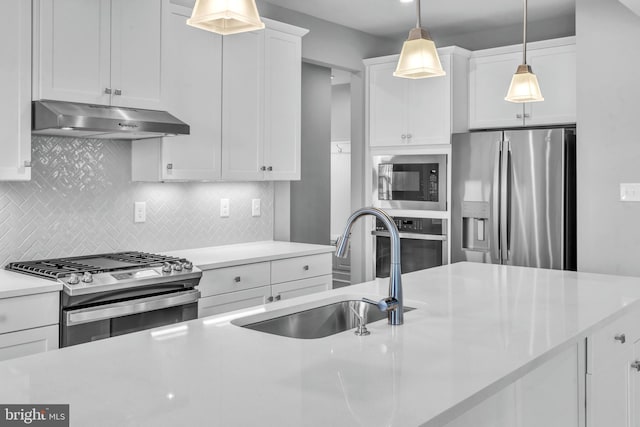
0;0;31;181
365;47;470;147
469;37;576;129
33;0;164;110
222;20;307;181
132;2;222;182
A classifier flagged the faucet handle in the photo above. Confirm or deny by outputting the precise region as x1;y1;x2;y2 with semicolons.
363;297;399;313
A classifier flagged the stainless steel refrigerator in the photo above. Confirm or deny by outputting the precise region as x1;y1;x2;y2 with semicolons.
451;128;576;270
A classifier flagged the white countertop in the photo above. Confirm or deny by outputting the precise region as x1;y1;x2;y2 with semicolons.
0;269;61;299
1;262;640;426
164;240;335;270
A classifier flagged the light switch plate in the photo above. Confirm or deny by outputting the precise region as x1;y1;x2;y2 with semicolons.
620;183;640;202
252;199;261;217
134;201;146;223
220;199;230;217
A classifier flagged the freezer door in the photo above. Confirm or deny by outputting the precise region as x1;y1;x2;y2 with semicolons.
503;129;565;269
451;131;503;264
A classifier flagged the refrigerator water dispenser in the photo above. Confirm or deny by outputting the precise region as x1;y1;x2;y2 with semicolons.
462;201;490;252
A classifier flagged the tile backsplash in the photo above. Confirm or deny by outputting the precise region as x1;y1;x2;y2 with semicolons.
0;136;274;266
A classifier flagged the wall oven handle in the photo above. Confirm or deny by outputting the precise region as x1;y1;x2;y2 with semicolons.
65;289;201;326
492;139;502;263
372;230;447;241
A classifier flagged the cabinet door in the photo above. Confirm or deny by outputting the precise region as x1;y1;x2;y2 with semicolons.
159;3;222;181
35;0;111;104
110;0;163;109
198;286;271;318
0;0;31;181
221;31;264;181
271;275;332;302
526;45;576;126
263;29;301;180
407;54;451;145
469;52;525;129
0;325;59;362
369;62;406;147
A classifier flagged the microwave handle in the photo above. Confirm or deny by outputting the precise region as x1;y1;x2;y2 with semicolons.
372;230;447;241
65;289;200;326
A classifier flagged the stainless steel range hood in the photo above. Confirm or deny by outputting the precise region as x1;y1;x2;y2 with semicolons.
32;100;190;140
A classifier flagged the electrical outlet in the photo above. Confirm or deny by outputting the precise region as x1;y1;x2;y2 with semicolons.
252;199;261;217
134;201;146;223
620;183;640;202
220;198;230;217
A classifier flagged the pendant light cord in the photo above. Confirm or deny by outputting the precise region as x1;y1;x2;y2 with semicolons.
416;0;421;29
523;0;528;64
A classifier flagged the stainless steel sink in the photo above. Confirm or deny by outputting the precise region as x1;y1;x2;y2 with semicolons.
236;300;414;339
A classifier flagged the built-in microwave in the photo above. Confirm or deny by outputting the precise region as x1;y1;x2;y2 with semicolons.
373;154;447;211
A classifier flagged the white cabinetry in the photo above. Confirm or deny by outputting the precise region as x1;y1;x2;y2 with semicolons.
365;47;470;147
197;253;332;318
0;0;31;181
587;308;640;426
131;2;222;181
221;21;307;181
469;37;576;129
0;292;59;361
33;0;164;110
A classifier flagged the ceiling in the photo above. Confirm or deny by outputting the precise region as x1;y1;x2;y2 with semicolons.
262;0;575;39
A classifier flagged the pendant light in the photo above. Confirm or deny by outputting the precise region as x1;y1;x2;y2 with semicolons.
393;0;445;79
187;0;265;35
505;0;544;102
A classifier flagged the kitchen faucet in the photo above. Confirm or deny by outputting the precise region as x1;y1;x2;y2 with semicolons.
335;207;403;326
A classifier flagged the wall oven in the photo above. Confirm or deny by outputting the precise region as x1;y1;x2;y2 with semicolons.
373;216;448;278
373;154;447;211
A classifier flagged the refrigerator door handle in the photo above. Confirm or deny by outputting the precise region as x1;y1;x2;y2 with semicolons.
500;140;511;261
492;140;502;263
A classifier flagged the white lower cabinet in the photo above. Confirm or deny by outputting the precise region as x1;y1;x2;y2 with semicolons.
0;292;59;361
197;253;332;318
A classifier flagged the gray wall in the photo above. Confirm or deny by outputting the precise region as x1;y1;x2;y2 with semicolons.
0;136;273;265
290;63;332;245
576;0;640;275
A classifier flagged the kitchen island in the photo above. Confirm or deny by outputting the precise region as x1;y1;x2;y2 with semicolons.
1;262;639;426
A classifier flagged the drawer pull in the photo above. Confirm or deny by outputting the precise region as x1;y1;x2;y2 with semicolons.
274;295;281;301
234;276;241;283
614;334;626;344
631;361;640;372
303;265;309;271
266;296;274;303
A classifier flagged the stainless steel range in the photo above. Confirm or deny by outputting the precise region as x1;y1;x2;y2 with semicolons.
6;251;202;347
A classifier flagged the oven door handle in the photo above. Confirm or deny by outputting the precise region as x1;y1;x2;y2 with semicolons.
371;230;447;241
65;289;201;327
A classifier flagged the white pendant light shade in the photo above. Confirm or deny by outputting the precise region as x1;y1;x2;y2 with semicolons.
394;0;445;79
187;0;265;35
394;28;446;79
505;64;544;102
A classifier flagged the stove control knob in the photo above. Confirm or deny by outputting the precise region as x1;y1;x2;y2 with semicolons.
68;273;80;285
182;261;193;270
172;263;183;272
162;262;172;273
81;272;93;283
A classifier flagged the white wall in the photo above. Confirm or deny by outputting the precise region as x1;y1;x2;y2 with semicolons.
576;0;640;275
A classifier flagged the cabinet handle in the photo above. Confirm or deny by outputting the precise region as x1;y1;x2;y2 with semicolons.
234;276;241;283
274;295;281;301
166;163;173;170
406;134;412;139
524;113;530;118
614;334;626;344
266;296;274;303
631;361;640;372
516;114;523;119
267;166;273;171
260;166;266;171
104;88;112;94
303;265;309;271
401;134;406;139
23;161;32;168
114;89;122;96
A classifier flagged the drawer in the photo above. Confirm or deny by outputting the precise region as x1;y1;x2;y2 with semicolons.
0;292;59;335
271;253;332;284
588;308;640;373
198;286;270;318
271;275;332;301
198;262;271;297
0;325;59;362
